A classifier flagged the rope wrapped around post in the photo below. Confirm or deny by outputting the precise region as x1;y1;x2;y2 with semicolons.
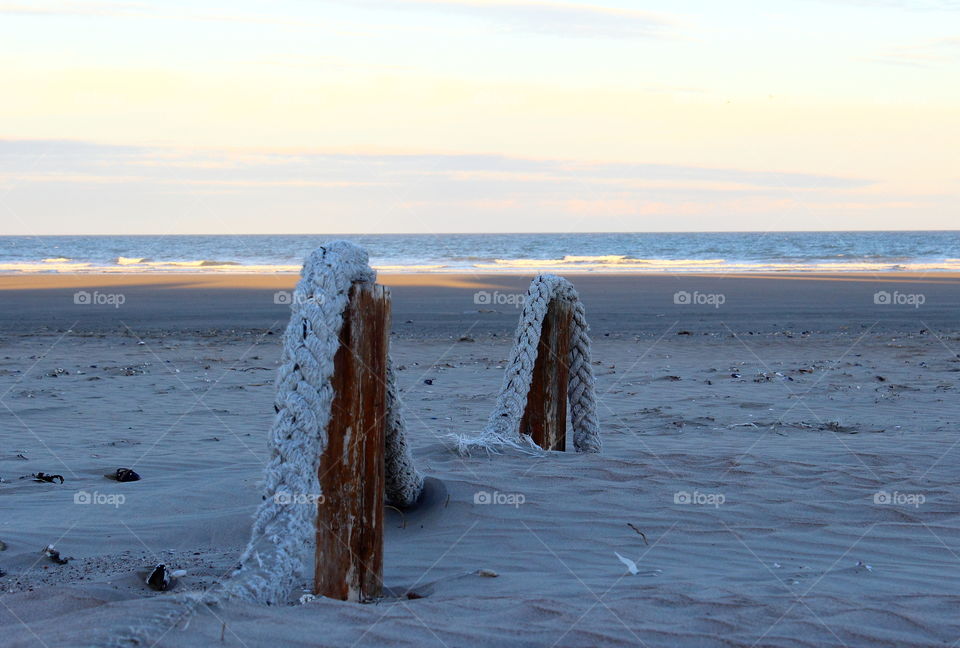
216;241;423;605
116;250;599;641
455;273;602;455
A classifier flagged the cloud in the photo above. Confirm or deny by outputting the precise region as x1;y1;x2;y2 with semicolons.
331;0;679;39
0;0;678;36
818;0;960;10
6;139;941;235
563;162;871;189
0;139;873;193
0;1;143;17
0;1;304;25
864;35;960;67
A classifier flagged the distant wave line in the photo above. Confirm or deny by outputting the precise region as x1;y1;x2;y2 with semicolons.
2;256;960;274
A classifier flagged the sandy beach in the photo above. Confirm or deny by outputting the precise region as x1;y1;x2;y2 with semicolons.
2;272;960;647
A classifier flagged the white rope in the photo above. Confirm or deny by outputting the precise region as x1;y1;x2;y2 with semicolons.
212;241;423;605
455;273;602;455
384;356;426;507
113;248;599;640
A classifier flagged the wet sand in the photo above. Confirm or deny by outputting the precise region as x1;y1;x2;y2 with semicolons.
0;272;958;335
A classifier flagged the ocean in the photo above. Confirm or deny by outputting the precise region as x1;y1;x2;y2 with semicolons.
1;232;958;274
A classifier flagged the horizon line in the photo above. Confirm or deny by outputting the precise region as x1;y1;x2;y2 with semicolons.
3;229;959;237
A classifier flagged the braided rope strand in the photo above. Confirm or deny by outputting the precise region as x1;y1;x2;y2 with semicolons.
455;274;602;455
384;356;426;507
215;241;422;604
115;253;598;643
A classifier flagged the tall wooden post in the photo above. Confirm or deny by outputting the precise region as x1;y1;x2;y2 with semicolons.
315;283;390;602
520;299;573;451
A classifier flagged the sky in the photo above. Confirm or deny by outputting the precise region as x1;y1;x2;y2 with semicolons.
0;0;958;235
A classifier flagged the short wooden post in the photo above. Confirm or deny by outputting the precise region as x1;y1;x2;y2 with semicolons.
315;283;390;601
519;299;573;451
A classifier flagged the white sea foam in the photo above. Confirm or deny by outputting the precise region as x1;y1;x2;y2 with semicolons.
4;257;960;274
2;233;959;274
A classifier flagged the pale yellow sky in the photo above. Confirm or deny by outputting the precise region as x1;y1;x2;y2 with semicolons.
1;0;957;234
